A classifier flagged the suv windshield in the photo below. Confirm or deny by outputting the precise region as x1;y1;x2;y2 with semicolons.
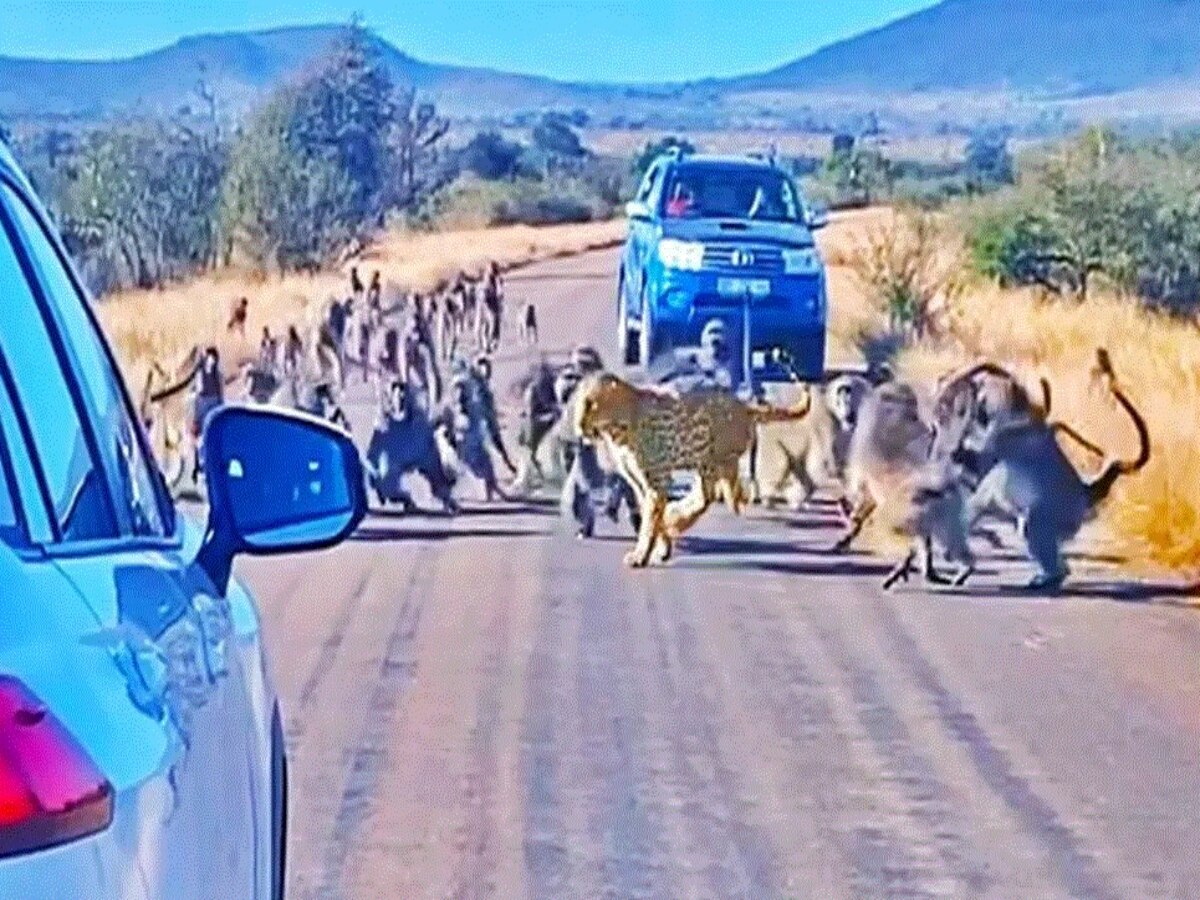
661;164;800;222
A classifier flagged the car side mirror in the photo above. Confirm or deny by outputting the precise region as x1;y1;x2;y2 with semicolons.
805;203;830;230
625;200;652;220
195;405;366;593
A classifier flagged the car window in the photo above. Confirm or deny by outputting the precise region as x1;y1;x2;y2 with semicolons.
2;185;170;539
662;166;801;222
0;375;26;547
0;185;119;542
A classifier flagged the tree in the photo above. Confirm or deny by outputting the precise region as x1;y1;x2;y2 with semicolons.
824;141;893;206
461;131;524;180
532;112;586;161
219;22;448;272
964;130;1014;192
387;86;450;210
220;88;357;272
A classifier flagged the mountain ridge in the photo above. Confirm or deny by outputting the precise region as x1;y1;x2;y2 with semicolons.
4;3;1200;122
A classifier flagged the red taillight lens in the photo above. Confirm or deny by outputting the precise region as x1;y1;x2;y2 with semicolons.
0;676;113;858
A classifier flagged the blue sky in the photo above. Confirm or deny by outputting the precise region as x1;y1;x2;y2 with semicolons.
3;1;938;82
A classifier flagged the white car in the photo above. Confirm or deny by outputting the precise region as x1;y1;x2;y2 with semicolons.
0;139;366;896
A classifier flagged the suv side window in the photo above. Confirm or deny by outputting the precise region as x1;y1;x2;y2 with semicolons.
0;185;118;542
2;184;170;539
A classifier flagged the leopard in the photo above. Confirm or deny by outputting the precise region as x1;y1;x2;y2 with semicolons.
575;373;812;567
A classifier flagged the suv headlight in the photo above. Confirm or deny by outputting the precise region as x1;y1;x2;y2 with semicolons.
782;247;822;275
658;238;705;271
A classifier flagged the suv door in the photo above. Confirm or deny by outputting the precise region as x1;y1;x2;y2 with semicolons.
625;161;664;320
0;178;270;898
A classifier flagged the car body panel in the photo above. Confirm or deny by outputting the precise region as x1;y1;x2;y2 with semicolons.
0;142;276;899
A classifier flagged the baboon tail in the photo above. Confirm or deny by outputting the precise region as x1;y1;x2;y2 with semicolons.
1085;350;1151;506
1038;376;1052;417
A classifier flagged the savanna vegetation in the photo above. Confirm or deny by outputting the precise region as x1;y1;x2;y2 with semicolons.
5;25;625;296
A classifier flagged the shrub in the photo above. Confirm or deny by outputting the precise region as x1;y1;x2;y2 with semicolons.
850;210;963;340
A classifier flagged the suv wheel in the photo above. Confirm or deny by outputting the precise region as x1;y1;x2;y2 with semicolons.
618;275;639;368
637;288;655;369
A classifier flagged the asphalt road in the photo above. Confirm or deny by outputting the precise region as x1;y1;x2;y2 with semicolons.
239;248;1200;899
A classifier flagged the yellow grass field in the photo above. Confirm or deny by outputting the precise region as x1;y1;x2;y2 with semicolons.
97;219;626;387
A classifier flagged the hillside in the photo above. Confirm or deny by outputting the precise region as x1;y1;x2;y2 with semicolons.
5;3;1200;128
738;0;1200;96
0;24;599;120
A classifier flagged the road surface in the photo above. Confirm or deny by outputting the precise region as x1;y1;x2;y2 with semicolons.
239;248;1200;899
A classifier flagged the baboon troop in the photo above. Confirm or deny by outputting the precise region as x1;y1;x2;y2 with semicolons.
138;256;1150;593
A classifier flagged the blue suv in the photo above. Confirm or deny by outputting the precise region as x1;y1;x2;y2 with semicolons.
619;150;828;384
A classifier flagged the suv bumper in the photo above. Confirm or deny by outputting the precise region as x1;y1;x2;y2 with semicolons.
649;269;827;380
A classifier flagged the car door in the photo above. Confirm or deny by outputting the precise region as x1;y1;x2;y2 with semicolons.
0;179;270;898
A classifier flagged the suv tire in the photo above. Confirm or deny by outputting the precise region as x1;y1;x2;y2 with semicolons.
618;274;639;367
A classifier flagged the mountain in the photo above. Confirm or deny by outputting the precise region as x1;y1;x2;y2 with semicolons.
0;24;599;120
5;3;1200;127
736;0;1200;96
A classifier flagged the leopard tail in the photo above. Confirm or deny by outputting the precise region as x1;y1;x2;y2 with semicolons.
747;388;813;424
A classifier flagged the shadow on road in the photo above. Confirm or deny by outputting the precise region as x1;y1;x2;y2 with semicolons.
678;556;895;579
349;525;552;543
937;579;1199;606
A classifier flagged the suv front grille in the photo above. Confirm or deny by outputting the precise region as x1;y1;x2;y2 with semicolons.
701;244;785;274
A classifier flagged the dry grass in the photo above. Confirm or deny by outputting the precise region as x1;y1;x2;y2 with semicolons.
97;219;625;385
823;206;1200;577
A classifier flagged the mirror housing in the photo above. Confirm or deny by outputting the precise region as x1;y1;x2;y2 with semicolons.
625;200;652;220
195;405;366;593
805;202;830;231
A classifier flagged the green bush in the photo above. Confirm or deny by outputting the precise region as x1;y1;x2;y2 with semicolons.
962;127;1200;311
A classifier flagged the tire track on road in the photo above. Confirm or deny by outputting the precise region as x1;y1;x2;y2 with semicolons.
726;591;926;896
648;575;783;899
794;598;995;896
310;550;437;899
575;553;668;898
520;541;576;898
867;594;1123;900
447;549;515;900
286;569;374;748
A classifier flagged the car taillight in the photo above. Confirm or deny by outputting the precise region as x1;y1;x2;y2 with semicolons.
0;676;113;858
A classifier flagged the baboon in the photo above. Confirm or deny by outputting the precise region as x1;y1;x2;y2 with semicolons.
554;369;641;538
350;266;364;298
435;364;512;502
227;296;249;337
840;360;1106;587
297;381;350;432
283;325;305;376
258;326;278;370
512;360;561;489
653;318;736;393
190;346;225;481
522;302;538;345
952;348;1150;590
475;262;504;353
759;372;871;511
367;270;382;312
366;378;458;514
